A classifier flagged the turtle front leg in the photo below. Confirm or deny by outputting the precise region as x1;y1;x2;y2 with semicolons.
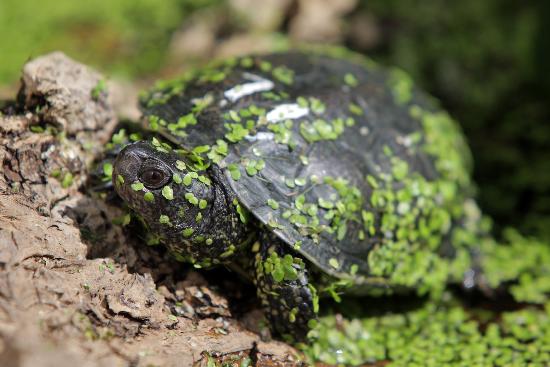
253;231;319;342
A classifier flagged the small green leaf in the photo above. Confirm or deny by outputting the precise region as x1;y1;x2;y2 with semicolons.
198;175;211;185
348;102;363;116
116;174;124;185
294;177;307;186
295;195;305;211
267;199;279;210
185;192;199;205
131;182;144;191
144;192;154;202
193;145;210;154
255;159;266;171
183;173;193;186
337;222;347;241
103;163;113;177
297;96;308;107
175;160;186;170
318;197;334;209
246;163;258;176
162;186;174;200
182;228;194;237
113;213;131;226
344;73;358;87
392;159;409;181
272;267;285;282
285;178;296;188
228;164;241;181
62;172;74;188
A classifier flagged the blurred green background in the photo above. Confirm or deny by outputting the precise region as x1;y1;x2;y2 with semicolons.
1;0;549;239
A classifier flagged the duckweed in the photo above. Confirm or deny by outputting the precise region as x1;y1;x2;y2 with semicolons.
305;294;550;366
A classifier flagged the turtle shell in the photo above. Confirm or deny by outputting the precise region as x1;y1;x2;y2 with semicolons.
141;51;474;285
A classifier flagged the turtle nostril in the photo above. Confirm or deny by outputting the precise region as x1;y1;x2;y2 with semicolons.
114;150;141;182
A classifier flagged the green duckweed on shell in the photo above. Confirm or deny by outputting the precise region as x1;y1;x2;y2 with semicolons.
159;214;171;225
125;48;550;350
344;73;359;87
184;192;199;205
267;199;279;210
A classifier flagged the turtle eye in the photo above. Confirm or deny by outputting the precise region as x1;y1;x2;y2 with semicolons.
139;165;170;189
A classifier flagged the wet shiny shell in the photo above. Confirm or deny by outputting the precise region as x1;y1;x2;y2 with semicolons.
141;51;474;285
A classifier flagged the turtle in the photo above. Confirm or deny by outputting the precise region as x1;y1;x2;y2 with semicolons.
111;49;484;341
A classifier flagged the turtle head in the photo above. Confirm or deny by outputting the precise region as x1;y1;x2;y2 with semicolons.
113;141;221;264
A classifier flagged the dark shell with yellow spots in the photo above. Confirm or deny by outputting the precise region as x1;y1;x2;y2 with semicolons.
138;51;478;290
